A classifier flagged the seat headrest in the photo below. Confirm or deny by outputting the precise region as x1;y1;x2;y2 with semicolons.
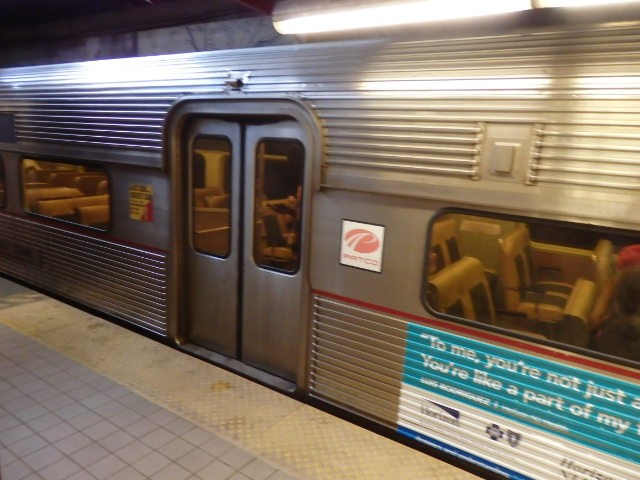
501;225;530;255
428;256;486;309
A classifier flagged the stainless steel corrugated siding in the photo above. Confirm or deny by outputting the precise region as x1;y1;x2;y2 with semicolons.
310;293;406;426
311;293;636;480
313;26;640;190
531;124;640;190
0;215;168;334
3;25;640;187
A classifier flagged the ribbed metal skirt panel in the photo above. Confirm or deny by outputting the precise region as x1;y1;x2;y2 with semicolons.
310;293;407;426
0;215;168;335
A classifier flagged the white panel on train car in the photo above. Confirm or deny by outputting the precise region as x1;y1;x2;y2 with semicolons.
339;220;385;273
481;124;534;183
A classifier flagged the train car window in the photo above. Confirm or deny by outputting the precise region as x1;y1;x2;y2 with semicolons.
191;137;231;257
253;139;304;273
0;156;5;207
21;158;110;229
425;211;640;364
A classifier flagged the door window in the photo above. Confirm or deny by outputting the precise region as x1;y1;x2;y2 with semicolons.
253;139;304;273
191;137;232;257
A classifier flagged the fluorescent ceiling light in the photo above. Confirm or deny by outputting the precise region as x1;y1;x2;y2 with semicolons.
273;0;531;35
538;0;638;6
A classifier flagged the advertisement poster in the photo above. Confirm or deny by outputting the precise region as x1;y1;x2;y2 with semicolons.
399;323;640;479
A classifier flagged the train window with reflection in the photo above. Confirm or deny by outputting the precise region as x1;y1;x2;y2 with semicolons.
0;155;5;208
21;158;110;229
191;137;231;257
253;139;304;273
424;211;640;364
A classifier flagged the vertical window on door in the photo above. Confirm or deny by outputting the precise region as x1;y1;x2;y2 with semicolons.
191;137;232;257
253;139;304;273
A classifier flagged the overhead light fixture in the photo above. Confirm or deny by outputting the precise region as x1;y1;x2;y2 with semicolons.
272;0;531;35
273;0;640;35
537;0;638;6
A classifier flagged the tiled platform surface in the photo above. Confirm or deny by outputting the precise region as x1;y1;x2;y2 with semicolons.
0;276;481;480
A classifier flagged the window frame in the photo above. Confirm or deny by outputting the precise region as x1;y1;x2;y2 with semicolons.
190;135;233;259
423;207;640;368
252;137;305;275
20;157;111;231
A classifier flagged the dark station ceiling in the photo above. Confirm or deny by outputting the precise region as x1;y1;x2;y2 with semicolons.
0;0;277;46
6;1;640;61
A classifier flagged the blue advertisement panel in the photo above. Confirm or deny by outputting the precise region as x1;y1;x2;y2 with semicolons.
401;323;640;465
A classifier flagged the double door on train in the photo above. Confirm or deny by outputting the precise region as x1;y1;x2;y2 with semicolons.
182;117;310;386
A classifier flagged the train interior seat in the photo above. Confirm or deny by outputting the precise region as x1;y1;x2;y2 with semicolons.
588;239;617;329
427;256;495;324
73;175;107;195
260;214;296;267
499;225;572;317
192;187;231;253
24;165;109;213
593;239;615;288
96;179;109;195
48;172;84;188
498;225;596;346
34;194;109;225
76;204;110;228
26;168;75;183
429;217;460;273
24;187;85;211
193;187;223;208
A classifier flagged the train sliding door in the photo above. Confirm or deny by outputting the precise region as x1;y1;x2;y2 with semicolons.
184;117;308;384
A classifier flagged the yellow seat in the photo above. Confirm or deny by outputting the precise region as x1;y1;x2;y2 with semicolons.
77;205;110;227
429;217;460;273
500;226;572;321
24;187;84;211
427;256;495;324
36;194;109;222
73;175;107;195
499;225;596;346
193;187;223;207
259;214;296;268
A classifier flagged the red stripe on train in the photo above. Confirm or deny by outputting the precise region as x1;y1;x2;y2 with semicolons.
312;289;640;381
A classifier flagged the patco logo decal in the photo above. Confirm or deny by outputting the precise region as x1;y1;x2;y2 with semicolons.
344;228;381;254
340;220;385;273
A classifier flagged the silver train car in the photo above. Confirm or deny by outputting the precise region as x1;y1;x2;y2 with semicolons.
1;18;639;480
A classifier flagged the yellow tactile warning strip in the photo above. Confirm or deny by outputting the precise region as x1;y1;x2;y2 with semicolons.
0;289;481;480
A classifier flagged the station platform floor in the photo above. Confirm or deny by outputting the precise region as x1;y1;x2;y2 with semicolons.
0;276;482;480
